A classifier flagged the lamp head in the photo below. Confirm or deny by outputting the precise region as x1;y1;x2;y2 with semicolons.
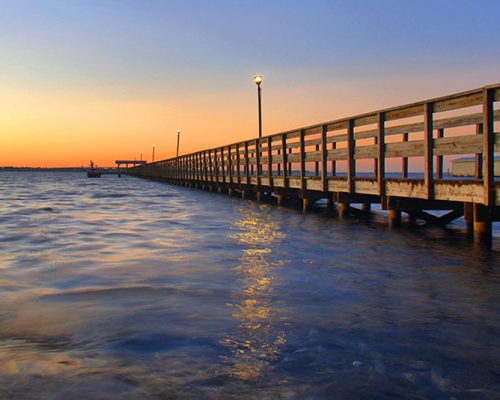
253;75;263;86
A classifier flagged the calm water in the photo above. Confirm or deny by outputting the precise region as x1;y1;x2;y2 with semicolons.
0;171;499;399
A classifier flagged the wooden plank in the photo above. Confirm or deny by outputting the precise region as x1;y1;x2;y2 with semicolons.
304;126;322;135
304;151;322;162
347;119;355;193
354;145;378;159
328;148;348;161
385;140;424;158
354;114;378;127
424;102;434;199
385;104;424;121
483;88;495;206
326;120;348;132
433;135;483;156
304;138;322;147
328;134;348;143
377;112;385;196
434;92;483;113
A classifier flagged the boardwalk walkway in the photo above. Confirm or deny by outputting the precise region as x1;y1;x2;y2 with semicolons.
129;84;500;247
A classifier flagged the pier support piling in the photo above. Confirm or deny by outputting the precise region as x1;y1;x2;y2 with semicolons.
388;209;402;228
473;204;492;248
464;203;474;241
302;197;311;213
338;202;349;219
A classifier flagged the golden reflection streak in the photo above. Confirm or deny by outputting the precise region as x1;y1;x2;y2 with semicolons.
221;206;287;381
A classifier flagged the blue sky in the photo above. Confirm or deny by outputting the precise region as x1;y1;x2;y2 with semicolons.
2;0;499;94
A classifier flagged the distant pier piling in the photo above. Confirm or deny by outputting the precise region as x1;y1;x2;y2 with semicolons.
129;84;500;248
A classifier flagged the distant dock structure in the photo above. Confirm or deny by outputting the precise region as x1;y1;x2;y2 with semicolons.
129;84;500;247
116;160;146;171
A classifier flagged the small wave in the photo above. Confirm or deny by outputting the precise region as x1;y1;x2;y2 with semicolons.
110;333;216;353
91;193;128;199
41;285;226;303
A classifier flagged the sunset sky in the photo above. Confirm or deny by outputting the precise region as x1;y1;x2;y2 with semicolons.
1;0;499;167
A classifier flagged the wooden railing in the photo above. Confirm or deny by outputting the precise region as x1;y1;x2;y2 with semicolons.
129;84;500;206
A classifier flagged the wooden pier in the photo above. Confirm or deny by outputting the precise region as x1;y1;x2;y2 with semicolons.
128;84;500;247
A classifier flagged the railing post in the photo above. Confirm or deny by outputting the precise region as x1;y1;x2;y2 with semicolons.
475;123;483;179
267;136;273;188
220;147;225;185
300;129;306;191
203;151;207;183
331;141;336;177
277;148;281;176
424;102;434;199
347;119;355;193
244;142;249;184
228;145;233;184
402;132;409;178
281;134;288;189
255;139;261;188
214;148;218;183
377;112;385;197
321;125;328;193
236;143;241;185
483;88;495;206
315;144;319;176
197;152;201;182
436;128;444;179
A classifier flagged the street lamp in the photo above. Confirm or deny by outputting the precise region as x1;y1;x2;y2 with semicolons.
253;75;263;138
140;151;143;161
152;144;156;163
176;129;181;157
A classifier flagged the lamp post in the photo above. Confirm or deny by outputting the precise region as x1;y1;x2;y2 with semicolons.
253;75;263;138
152;144;155;163
140;151;143;161
176;129;181;157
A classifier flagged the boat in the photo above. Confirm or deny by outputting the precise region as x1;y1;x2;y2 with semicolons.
87;161;101;178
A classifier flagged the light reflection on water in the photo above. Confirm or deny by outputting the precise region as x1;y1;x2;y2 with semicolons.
222;207;287;380
0;171;499;399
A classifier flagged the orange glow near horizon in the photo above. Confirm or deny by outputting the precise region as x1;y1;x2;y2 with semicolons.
1;77;496;169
